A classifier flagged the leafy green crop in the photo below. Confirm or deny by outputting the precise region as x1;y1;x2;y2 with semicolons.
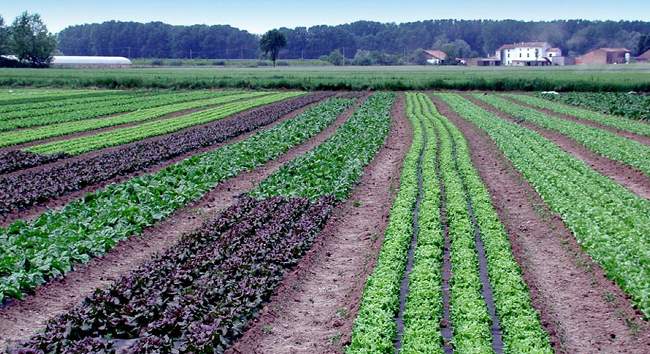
475;94;650;177
430;94;551;353
348;93;424;353
252;92;394;200
438;93;650;318
0;97;352;303
27;92;299;155
537;92;650;121
508;94;650;137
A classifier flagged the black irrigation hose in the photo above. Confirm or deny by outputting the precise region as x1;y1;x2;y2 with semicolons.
393;111;427;352
440;119;505;354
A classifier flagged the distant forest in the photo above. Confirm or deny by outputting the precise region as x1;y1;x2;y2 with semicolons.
57;19;650;59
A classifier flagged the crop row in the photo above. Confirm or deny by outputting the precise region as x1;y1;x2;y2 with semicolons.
13;195;335;353
0;90;240;131
474;94;650;177
438;93;650;318
0;90;141;118
26;92;298;155
0;93;333;215
10;93;392;352
0;96;352;302
431;95;551;352
252;92;395;200
0;89;115;108
538;92;650;121
348;93;429;352
0;91;260;148
349;93;551;353
0;150;69;175
508;94;650;137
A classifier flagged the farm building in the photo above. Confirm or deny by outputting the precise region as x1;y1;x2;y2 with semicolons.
495;42;562;66
576;48;631;65
636;49;650;62
467;57;501;66
423;50;448;64
51;56;132;68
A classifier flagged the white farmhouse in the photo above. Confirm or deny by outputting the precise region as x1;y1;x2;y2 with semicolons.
495;42;562;66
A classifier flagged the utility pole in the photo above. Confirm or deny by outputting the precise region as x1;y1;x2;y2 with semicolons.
301;49;304;61
127;46;131;59
189;48;193;59
342;47;346;66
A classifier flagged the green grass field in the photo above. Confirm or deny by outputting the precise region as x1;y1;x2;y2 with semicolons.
2;64;650;91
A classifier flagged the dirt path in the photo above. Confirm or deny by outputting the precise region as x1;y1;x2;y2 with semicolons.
0;95;329;227
432;96;650;354
227;94;412;354
504;95;650;146
0;95;362;351
465;95;650;200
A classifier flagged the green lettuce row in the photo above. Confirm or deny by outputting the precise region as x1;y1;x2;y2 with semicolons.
251;92;394;201
0;97;353;303
506;94;650;138
429;94;552;353
347;94;423;353
437;93;650;318
474;94;650;177
0;90;219;129
436;94;493;353
0;90;129;114
400;93;444;354
27;92;298;155
13;91;251;149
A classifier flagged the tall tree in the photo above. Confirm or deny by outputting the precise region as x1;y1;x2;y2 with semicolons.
260;29;287;66
10;11;56;66
0;15;8;54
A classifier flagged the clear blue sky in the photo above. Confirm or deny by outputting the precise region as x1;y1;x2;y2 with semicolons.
2;0;649;34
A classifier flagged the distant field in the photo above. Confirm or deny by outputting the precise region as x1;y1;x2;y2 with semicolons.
2;64;650;91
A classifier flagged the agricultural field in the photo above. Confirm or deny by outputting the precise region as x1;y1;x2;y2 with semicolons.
0;87;649;354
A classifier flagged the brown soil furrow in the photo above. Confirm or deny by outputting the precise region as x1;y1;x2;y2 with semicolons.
503;96;650;146
227;94;412;354
0;94;329;227
0;94;362;351
432;95;650;354
465;95;650;200
394;111;426;351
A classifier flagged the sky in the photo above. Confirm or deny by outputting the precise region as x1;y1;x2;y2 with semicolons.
2;0;650;34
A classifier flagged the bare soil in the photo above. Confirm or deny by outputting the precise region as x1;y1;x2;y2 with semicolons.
505;95;650;146
0;95;361;351
0;96;326;227
465;95;650;200
227;94;412;354
432;95;650;354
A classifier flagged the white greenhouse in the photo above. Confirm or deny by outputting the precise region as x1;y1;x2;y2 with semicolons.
51;56;132;68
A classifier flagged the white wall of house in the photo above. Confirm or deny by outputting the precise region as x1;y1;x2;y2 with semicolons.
499;43;556;65
426;58;442;65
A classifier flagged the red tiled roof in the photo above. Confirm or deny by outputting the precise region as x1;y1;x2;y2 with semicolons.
598;48;631;52
424;50;448;60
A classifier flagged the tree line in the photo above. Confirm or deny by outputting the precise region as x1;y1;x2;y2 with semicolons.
0;12;57;67
56;19;650;61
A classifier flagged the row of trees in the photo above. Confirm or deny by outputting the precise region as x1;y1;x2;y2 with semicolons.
56;19;650;62
0;12;56;66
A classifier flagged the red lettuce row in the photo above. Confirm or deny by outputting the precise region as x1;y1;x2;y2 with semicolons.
12;195;335;353
0;92;333;216
0;150;69;175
